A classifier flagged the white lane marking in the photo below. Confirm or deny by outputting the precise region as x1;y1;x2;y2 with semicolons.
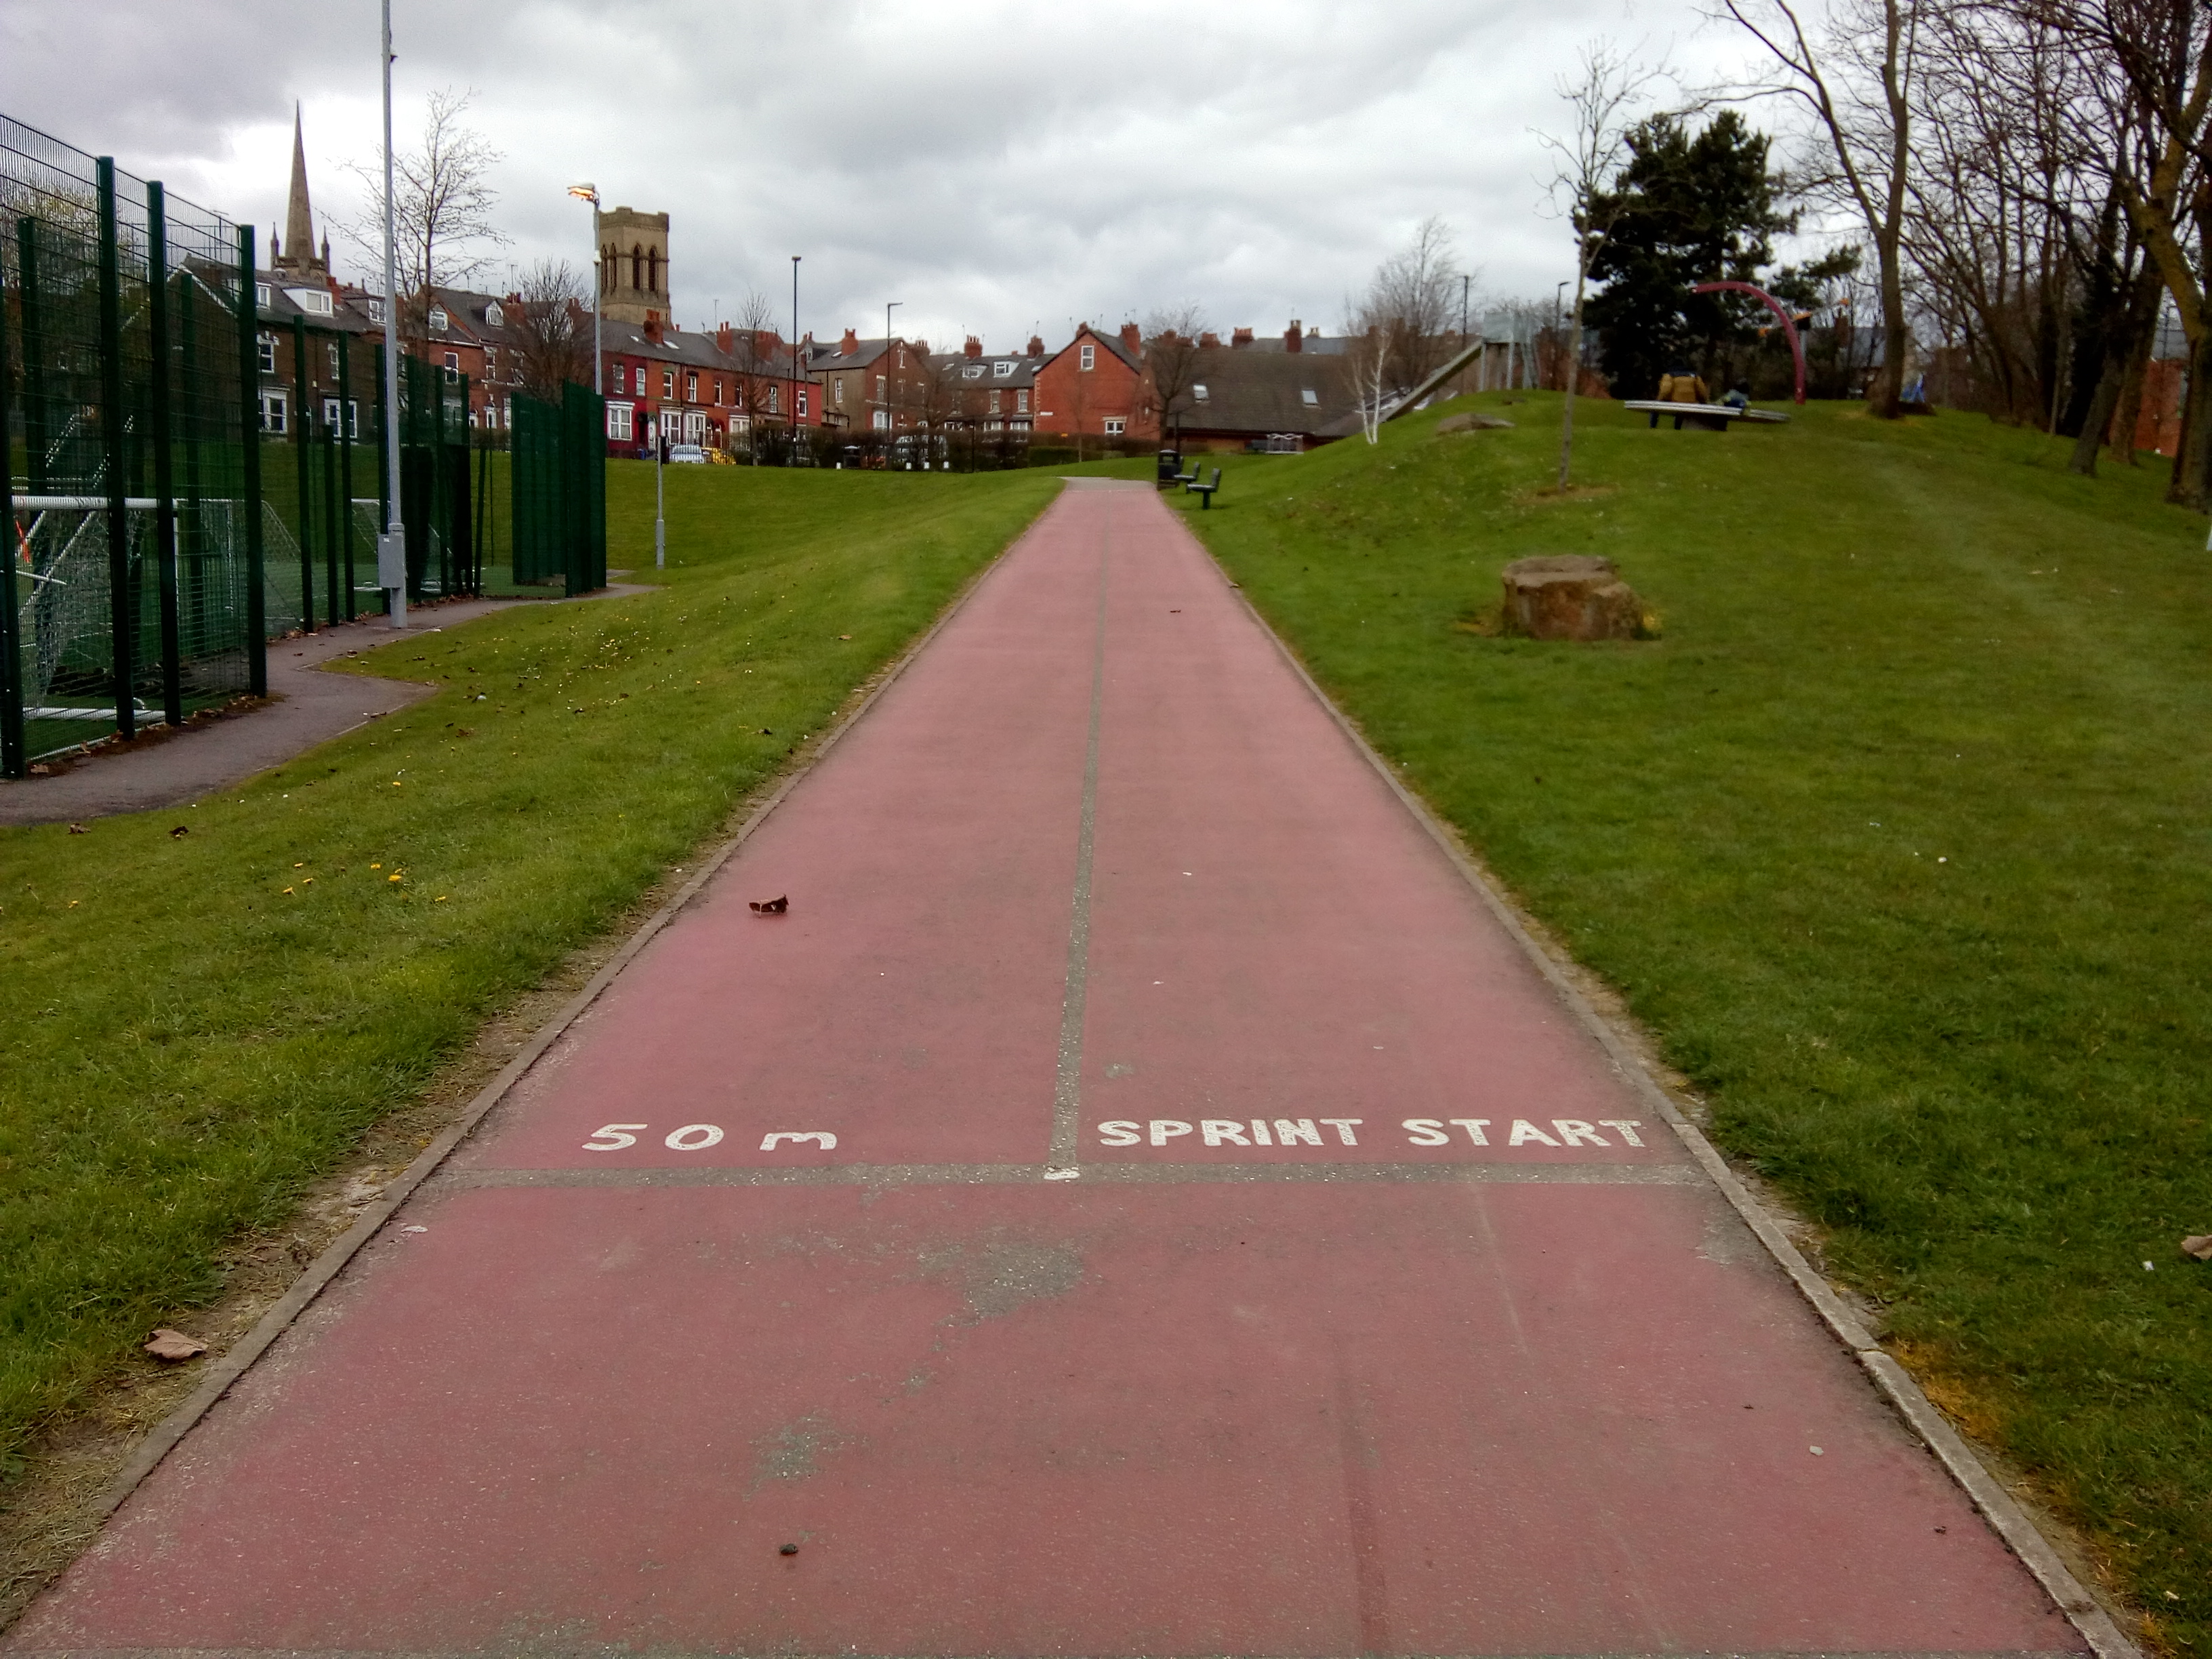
760;1131;837;1151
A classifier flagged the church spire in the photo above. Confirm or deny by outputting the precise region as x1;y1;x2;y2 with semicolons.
278;102;325;277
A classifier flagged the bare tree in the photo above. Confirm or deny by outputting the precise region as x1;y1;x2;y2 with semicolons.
1343;322;1392;445
511;259;591;402
2043;0;2212;505
1368;218;1465;390
1141;303;1208;449
1716;0;1919;418
344;88;508;339
1539;39;1670;488
727;289;781;457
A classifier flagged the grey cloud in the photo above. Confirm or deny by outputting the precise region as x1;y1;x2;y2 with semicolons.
10;0;1721;349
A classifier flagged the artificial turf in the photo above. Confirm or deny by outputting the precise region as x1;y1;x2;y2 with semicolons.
0;459;1061;1473
1169;394;2212;1650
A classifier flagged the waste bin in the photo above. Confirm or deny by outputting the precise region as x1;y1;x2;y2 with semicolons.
1157;448;1182;485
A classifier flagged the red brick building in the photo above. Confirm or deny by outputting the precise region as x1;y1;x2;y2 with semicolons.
1033;323;1153;443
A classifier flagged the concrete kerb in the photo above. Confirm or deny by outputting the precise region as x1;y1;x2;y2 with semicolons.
1193;525;2141;1659
80;495;1060;1529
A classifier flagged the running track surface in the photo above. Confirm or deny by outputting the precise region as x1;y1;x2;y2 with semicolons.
9;483;2087;1658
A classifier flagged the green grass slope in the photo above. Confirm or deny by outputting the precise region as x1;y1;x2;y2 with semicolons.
1172;395;2211;1650
0;462;1060;1469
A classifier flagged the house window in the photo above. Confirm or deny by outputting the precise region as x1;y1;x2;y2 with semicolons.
260;390;287;433
254;283;272;308
364;296;385;325
257;331;276;373
288;287;334;316
1103;416;1126;436
634;365;647;396
834;376;844;407
716;377;726;405
323;396;342;429
994;360;1014;377
798;388;808;417
1193;384;1209;402
485;301;504;327
988;389;1001;413
1080;343;1095;371
767;384;781;415
485;346;497;376
662;366;674;397
607;403;634;440
963;364;983;380
346;400;360;436
683;369;697;402
429;306;448;333
876;374;886;401
326;342;340;376
873;409;890;430
1301;388;1319;405
443;350;459;384
1017;389;1029;413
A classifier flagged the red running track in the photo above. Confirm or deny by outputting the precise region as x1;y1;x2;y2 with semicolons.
8;482;2087;1658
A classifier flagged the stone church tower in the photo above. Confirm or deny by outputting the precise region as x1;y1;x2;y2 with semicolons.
599;206;671;326
270;104;329;280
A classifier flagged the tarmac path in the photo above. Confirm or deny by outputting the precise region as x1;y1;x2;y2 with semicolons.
7;483;2092;1657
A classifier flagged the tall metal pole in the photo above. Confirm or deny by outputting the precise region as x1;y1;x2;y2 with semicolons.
379;0;407;628
96;157;134;741
569;184;600;393
790;254;800;459
884;300;900;436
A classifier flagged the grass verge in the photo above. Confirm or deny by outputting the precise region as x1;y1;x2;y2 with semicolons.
0;460;1061;1477
1170;395;2212;1652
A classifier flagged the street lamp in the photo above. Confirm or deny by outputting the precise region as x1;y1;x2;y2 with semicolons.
377;0;406;628
568;183;600;394
884;300;900;434
790;255;801;460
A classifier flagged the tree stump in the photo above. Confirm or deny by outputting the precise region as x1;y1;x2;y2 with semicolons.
1500;555;1644;641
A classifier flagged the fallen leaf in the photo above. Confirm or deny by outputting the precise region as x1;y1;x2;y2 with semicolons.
750;895;790;915
2183;1235;2212;1261
66;823;87;835
144;1328;207;1361
838;634;852;640
169;825;189;838
388;873;403;883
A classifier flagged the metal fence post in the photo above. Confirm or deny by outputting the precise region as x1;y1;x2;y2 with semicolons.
293;311;312;630
321;350;339;627
97;157;134;740
147;181;183;728
16;216;46;496
374;340;389;613
0;232;24;778
237;225;266;695
339;329;355;619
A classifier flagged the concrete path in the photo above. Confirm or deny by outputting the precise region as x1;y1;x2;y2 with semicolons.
0;585;651;827
7;486;2089;1656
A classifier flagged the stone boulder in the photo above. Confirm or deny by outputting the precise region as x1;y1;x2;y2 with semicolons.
1437;412;1516;434
1500;554;1645;641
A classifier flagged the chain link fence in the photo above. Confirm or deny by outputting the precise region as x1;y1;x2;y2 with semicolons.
3;112;264;774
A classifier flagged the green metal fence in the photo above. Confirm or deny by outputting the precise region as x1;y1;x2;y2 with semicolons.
511;382;605;593
2;113;263;775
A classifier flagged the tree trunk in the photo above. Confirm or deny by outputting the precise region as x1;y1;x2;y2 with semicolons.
2165;330;2212;508
2066;355;2124;476
1557;251;1589;491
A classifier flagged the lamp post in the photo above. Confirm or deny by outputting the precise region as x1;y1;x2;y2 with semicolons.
376;0;407;628
790;255;801;462
884;300;900;436
568;183;600;394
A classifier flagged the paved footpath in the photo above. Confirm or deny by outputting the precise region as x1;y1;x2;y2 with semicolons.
10;483;2089;1657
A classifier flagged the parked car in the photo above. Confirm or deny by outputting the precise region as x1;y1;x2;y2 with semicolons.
666;444;709;464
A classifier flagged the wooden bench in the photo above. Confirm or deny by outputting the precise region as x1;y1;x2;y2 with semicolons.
1623;400;1790;432
1187;466;1223;508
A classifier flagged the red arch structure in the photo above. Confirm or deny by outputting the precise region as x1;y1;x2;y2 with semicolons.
1693;281;1806;405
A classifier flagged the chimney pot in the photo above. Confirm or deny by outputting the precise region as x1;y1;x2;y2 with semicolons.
717;323;735;353
964;335;983;357
1027;335;1045;358
1120;322;1142;351
1284;319;1303;354
1231;327;1253;348
644;310;663;344
840;327;858;354
1199;331;1220;348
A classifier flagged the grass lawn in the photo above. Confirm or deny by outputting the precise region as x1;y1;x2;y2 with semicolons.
1170;395;2212;1650
0;459;1061;1474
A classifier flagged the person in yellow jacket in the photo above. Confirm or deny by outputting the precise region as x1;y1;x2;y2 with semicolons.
1649;365;1711;428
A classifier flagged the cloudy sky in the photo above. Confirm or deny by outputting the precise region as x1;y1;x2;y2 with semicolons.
5;1;1757;352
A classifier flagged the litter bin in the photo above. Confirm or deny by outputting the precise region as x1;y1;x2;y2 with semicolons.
1157;448;1182;486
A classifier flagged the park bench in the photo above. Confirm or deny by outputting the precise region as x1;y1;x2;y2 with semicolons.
1187;466;1223;508
1174;459;1202;485
1622;400;1791;432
